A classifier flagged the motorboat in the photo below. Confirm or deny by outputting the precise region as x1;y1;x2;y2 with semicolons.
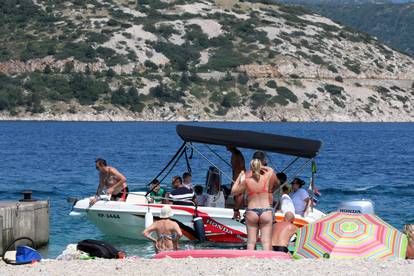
71;124;325;243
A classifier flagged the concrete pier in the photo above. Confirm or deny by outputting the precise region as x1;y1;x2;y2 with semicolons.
0;200;49;256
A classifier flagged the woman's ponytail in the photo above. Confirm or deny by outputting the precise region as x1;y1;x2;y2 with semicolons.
250;159;262;181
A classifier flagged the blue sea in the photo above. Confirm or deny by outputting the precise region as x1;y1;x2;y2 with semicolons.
0;122;413;258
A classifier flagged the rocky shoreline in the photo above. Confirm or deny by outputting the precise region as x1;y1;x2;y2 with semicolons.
1;110;414;122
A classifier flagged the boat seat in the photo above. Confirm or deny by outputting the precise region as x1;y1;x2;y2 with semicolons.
125;192;149;204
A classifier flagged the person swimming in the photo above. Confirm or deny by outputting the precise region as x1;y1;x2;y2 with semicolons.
142;205;183;253
231;157;276;251
90;158;128;205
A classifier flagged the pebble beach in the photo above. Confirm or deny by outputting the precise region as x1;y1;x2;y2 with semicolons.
1;258;413;276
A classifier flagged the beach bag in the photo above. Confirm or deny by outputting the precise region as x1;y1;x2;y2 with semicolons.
2;237;42;265
77;239;121;259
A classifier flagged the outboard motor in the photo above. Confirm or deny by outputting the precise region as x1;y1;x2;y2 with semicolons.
338;200;375;215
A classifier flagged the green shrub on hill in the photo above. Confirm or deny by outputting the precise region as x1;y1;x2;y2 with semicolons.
237;73;249;85
221;91;241;108
250;91;272;109
0;74;24;111
207;47;252;71
310;55;325;65
70;73;111;105
111;86;145;112
324;84;344;96
185;24;209;48
153;42;200;70
150;84;185;103
266;80;277;89
56;42;97;62
276;86;298;103
302;101;311;109
155;24;179;39
87;32;111;44
344;59;361;75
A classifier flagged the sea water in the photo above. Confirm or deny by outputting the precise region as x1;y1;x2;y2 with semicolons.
0;122;413;258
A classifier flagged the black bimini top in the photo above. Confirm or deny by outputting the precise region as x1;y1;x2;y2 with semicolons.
176;125;322;159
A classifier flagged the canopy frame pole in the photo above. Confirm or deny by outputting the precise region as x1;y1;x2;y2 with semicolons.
273;158;313;195
158;148;187;184
147;142;186;187
280;156;300;173
267;154;279;173
204;144;232;168
190;144;234;184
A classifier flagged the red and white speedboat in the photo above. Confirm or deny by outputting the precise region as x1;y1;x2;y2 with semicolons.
72;125;325;243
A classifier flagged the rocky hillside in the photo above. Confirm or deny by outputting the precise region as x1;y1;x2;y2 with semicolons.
0;0;414;121
295;2;414;57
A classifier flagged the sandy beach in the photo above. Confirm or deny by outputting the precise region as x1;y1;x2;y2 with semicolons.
1;258;413;276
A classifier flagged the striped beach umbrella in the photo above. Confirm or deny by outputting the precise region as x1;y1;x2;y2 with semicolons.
293;212;408;259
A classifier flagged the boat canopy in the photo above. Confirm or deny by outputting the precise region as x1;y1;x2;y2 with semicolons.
176;125;322;159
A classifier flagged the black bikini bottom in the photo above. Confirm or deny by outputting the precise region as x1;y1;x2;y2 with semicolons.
272;246;289;253
246;207;274;217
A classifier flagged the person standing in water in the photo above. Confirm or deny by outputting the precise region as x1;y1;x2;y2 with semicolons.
226;145;246;220
142;205;183;253
90;158;128;205
231;158;276;251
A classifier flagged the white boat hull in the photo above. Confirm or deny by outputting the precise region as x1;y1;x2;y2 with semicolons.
72;192;324;243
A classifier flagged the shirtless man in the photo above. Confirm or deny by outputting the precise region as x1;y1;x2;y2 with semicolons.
226;146;246;220
271;212;298;253
142;205;183;253
90;158;128;205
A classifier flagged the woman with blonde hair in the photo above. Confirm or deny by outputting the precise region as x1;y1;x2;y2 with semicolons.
404;224;414;259
231;158;275;250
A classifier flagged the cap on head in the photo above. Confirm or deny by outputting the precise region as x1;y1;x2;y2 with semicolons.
160;205;173;218
284;211;295;222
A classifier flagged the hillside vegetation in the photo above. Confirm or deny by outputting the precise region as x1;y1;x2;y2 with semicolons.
0;0;414;121
279;1;414;56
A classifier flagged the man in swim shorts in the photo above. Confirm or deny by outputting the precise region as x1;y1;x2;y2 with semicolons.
90;158;128;205
271;212;298;253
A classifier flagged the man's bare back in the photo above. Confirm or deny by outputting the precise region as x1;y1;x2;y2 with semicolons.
271;212;298;250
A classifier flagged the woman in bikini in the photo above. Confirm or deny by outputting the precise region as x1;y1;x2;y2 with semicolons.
90;158;128;205
231;158;275;251
142;205;183;253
